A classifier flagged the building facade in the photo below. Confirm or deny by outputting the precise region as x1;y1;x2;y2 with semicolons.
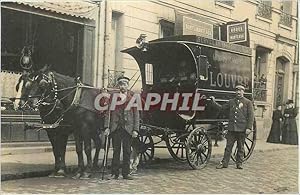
94;0;298;140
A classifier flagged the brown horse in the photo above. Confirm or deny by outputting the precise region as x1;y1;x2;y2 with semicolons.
16;65;104;179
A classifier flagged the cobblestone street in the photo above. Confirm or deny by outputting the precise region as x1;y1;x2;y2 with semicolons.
1;148;298;194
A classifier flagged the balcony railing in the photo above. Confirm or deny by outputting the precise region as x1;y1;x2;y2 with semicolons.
257;2;272;20
253;81;267;102
107;69;125;88
215;0;234;7
279;12;292;27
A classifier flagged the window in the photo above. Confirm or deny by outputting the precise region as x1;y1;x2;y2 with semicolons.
112;12;124;72
215;0;235;7
256;0;272;20
253;47;270;101
213;25;221;40
279;1;292;27
159;19;174;38
145;63;153;85
198;55;210;81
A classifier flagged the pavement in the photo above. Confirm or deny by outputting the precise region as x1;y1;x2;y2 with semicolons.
1;147;298;194
1;139;298;182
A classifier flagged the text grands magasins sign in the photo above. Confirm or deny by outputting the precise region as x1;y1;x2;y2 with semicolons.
227;22;247;43
183;16;213;39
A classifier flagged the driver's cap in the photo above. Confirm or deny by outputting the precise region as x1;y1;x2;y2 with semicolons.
235;84;245;91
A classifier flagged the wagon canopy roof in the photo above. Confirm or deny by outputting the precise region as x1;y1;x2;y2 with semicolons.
122;35;252;60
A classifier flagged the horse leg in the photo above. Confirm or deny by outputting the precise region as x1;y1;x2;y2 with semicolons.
72;132;84;179
92;133;102;171
46;130;60;177
56;133;69;177
81;133;92;179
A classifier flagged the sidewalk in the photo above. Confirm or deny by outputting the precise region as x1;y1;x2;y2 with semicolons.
1;140;298;181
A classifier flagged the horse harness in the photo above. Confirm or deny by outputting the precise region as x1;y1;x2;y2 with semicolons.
31;72;83;129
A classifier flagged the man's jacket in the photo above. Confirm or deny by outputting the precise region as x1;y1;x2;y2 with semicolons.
212;97;254;132
104;91;140;135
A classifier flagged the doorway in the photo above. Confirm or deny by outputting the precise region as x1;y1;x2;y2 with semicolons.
274;57;289;107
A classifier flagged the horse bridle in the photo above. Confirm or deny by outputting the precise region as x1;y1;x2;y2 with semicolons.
25;71;78;124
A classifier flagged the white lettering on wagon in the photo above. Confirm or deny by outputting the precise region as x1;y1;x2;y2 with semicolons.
209;71;249;89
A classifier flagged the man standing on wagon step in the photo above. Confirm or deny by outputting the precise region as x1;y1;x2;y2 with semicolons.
209;84;254;169
104;76;139;180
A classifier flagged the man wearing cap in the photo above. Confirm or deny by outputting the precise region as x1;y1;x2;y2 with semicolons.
104;76;140;180
209;84;254;169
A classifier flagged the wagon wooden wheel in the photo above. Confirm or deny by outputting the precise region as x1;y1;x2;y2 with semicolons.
136;133;154;165
231;118;257;162
165;123;193;162
186;127;212;169
165;133;187;162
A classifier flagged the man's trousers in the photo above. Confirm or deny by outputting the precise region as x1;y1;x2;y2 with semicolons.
111;128;132;177
222;131;246;166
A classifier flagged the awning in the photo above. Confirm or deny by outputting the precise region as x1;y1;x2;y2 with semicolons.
2;1;98;21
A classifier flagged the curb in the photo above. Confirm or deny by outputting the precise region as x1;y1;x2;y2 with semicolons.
1;163;113;182
1;166;78;181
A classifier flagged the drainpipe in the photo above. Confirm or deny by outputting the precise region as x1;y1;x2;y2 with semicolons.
102;0;109;88
95;1;102;87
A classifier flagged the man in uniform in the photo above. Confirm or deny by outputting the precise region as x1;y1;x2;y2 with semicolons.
104;76;139;179
209;84;254;169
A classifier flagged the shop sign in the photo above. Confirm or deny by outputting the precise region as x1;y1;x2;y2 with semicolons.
183;16;213;39
227;22;247;43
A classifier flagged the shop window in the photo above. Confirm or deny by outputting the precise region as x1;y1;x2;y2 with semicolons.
254;47;270;102
1;9;28;72
159;19;174;38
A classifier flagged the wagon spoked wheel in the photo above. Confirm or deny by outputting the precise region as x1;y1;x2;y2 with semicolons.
231;119;257;162
186;127;212;169
165;133;187;162
165;123;193;162
136;133;154;165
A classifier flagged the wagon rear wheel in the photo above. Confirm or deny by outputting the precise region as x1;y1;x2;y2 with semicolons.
136;134;154;165
186;127;212;169
231;119;257;162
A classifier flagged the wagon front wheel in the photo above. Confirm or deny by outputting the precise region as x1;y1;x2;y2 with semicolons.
186;127;212;169
165;133;188;162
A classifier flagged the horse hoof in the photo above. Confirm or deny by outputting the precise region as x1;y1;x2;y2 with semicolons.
54;169;66;178
72;172;81;179
80;172;91;180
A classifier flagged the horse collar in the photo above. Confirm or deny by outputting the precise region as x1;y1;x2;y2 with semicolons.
47;72;58;100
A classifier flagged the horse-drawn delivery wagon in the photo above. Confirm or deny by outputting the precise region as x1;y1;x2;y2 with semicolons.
122;35;256;169
15;34;256;176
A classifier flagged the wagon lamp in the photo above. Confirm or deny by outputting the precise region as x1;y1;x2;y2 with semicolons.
136;34;149;52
